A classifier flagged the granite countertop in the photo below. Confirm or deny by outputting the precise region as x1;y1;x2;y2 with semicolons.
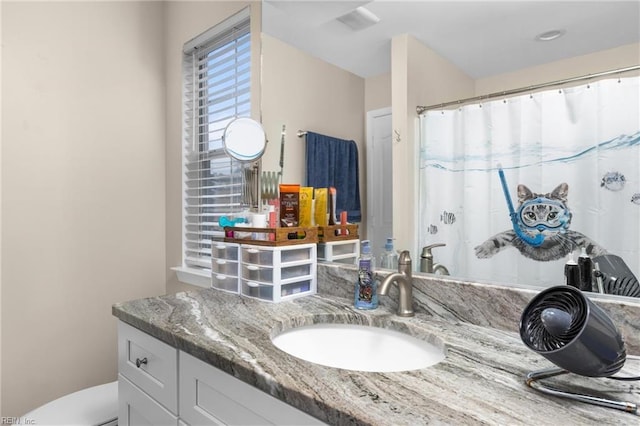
112;288;639;425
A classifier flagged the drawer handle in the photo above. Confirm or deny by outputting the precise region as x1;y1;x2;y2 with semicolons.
135;357;148;368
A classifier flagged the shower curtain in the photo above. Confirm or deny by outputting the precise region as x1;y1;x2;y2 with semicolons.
418;76;640;289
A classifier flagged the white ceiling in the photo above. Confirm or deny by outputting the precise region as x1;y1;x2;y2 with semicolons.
262;0;640;79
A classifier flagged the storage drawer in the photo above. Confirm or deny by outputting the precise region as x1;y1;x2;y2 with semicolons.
281;245;314;263
281;279;313;297
118;321;178;414
241;264;274;282
211;242;239;261
241;278;314;301
317;240;360;262
241;244;315;266
241;246;273;265
211;258;239;276
241;263;312;283
241;279;273;300
211;274;239;293
118;374;178;426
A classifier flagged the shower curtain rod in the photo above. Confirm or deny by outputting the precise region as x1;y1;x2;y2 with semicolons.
297;130;308;138
416;65;640;115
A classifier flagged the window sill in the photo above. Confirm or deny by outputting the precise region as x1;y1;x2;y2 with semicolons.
171;266;211;289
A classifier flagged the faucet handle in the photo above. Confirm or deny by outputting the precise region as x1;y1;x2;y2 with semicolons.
421;243;446;259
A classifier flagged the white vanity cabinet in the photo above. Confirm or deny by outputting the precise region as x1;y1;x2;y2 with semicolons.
117;320;325;426
118;321;179;426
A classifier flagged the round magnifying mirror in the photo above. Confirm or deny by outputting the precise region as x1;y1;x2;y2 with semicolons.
222;117;267;162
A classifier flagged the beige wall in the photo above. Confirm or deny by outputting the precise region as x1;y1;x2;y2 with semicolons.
1;1;166;416
365;72;391;112
164;1;259;295
260;34;365;186
476;42;640;95
391;34;475;254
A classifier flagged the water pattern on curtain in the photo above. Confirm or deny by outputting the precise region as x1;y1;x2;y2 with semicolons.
418;76;640;289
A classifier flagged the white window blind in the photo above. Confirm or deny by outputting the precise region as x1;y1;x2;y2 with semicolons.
182;9;251;272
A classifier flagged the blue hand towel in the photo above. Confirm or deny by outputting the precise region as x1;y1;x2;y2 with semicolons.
305;132;361;222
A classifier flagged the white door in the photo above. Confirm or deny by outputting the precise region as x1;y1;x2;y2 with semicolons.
366;107;393;262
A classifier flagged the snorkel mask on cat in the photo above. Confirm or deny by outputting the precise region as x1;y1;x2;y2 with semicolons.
517;197;571;233
497;165;567;247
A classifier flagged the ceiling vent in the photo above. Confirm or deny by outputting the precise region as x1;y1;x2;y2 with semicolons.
336;7;380;31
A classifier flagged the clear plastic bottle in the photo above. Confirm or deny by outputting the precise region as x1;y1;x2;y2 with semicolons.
354;240;378;310
380;237;399;270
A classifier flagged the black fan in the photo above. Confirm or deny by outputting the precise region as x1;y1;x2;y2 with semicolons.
519;285;637;414
593;254;640;298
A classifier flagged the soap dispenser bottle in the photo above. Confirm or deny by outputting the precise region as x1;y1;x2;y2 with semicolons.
354;240;378;310
380;237;399;269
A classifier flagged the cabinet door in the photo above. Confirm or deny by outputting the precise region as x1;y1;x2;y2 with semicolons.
118;375;178;426
118;321;178;414
179;351;326;425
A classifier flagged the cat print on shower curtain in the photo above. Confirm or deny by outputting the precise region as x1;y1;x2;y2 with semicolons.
474;182;608;261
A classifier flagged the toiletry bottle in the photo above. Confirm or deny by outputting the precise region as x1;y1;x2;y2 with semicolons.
564;252;580;288
578;247;593;291
380;237;398;269
354;240;378;309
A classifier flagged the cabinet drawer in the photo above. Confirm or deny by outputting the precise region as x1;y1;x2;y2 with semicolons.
179;351;325;426
118;374;178;426
118;321;178;414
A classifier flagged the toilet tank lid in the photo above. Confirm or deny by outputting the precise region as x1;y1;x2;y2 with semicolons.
23;380;117;425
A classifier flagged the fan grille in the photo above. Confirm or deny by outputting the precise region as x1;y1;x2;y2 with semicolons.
601;274;640;297
520;287;587;352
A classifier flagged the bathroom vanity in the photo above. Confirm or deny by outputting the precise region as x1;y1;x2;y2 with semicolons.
113;263;640;425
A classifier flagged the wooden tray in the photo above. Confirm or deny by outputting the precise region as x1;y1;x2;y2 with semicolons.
317;224;359;242
224;226;318;246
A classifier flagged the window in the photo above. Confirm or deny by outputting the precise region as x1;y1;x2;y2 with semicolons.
181;9;251;273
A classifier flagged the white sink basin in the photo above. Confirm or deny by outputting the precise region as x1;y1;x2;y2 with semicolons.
271;323;446;372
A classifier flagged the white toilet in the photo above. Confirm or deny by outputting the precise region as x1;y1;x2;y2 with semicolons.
23;381;118;426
